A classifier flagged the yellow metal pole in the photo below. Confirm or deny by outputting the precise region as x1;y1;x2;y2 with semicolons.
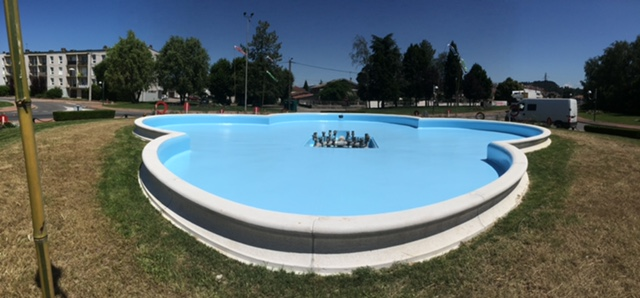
3;0;55;296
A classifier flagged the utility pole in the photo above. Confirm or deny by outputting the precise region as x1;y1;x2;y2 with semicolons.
288;57;293;100
4;0;55;296
243;12;253;112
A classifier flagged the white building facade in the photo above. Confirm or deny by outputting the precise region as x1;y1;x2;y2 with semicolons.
1;47;162;102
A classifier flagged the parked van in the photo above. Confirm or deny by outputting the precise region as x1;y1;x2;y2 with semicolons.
506;98;577;129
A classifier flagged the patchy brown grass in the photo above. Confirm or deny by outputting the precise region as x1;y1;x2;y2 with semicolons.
546;130;640;296
2;122;640;297
0;120;179;297
465;130;640;297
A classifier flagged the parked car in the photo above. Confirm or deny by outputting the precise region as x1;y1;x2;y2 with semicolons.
200;95;213;105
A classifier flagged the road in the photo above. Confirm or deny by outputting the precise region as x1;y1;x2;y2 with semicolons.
1;97;145;122
0;98;608;132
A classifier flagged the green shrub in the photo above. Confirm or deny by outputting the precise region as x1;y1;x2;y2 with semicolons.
0;85;10;96
46;87;63;99
52;110;116;121
584;125;640;139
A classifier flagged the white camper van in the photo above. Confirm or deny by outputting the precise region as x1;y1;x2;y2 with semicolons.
506;98;578;129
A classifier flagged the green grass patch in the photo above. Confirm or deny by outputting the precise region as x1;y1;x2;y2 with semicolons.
0;101;13;108
95;125;576;296
579;111;640;126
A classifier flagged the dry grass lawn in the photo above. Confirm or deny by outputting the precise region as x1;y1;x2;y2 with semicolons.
1;120;179;297
1;122;639;297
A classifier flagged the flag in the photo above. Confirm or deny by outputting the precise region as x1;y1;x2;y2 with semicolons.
265;70;278;82
234;45;246;56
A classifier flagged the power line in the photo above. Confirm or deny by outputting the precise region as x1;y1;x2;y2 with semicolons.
291;61;357;75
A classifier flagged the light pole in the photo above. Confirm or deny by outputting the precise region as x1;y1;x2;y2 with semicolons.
589;90;597;122
432;85;438;114
243;12;253;112
288;57;293;101
99;81;105;104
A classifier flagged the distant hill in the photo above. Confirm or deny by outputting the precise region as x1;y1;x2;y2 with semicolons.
521;80;583;98
522;80;561;94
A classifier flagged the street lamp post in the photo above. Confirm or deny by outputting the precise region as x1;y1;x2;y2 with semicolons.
432;85;438;114
593;89;597;122
99;81;105;104
243;12;253;112
288;57;293;101
589;90;597;122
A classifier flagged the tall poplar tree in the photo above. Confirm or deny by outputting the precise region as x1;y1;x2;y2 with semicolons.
104;30;155;102
246;20;288;105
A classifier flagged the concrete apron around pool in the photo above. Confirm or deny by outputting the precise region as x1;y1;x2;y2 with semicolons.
136;115;551;275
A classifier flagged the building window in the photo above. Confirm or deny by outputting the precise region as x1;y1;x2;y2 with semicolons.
50;78;54;86
58;56;63;63
91;54;96;64
58;67;63;75
59;78;63;85
50;56;54;64
50;67;54;75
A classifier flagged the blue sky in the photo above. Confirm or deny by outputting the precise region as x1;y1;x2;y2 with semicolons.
2;0;639;88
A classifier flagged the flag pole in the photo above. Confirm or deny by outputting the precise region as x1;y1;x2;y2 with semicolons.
3;0;55;296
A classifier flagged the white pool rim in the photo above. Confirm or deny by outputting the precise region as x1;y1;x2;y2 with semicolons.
135;114;551;275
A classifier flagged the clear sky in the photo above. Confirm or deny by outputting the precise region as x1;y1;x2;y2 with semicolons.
2;0;639;88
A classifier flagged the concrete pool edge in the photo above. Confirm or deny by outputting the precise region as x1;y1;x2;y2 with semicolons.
134;114;551;274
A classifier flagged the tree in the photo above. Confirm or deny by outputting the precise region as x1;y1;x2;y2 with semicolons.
156;36;210;104
303;80;309;91
495;77;523;103
583;35;640;114
208;58;233;104
29;76;47;97
462;63;493;103
319;79;355;103
356;65;372;103
443;41;465;103
230;57;245;102
246;20;287;106
104;30;155;102
350;34;370;68
402;40;438;106
356;34;402;108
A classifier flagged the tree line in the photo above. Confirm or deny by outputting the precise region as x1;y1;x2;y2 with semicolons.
50;25;640;115
351;34;493;108
583;35;640;115
95;22;290;105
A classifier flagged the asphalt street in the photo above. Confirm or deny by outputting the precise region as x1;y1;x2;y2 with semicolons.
0;97;591;131
0;97;145;122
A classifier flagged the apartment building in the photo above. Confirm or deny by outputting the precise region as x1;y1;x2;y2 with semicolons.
1;47;162;102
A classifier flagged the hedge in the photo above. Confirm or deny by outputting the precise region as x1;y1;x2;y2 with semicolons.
52;110;116;121
584;124;640;139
